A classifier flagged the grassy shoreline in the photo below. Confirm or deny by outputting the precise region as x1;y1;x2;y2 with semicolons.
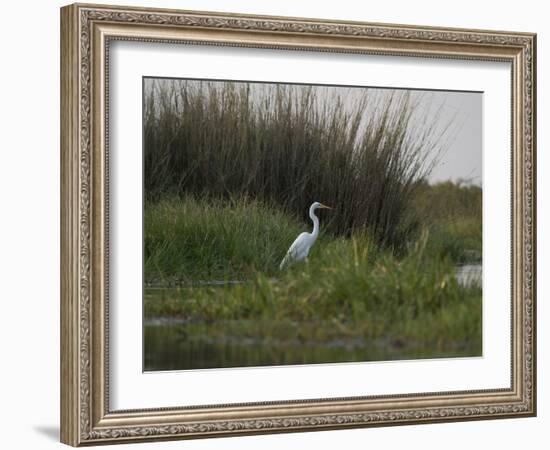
144;194;482;360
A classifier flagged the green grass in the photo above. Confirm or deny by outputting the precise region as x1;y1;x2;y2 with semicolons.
144;196;481;356
414;181;482;263
145;195;328;282
144;240;481;354
145;182;482;285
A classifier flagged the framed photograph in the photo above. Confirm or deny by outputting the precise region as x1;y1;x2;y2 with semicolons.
60;3;537;446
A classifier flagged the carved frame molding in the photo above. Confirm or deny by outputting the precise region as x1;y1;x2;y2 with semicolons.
61;3;536;446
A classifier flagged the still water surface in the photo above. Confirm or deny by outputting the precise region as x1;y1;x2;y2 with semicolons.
144;320;477;371
455;264;482;286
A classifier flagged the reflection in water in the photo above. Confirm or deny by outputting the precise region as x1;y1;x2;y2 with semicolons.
145;322;370;371
144;320;478;372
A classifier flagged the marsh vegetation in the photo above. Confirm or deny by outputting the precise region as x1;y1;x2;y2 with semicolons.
143;79;482;370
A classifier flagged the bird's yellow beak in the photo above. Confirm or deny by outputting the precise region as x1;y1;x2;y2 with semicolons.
319;204;332;209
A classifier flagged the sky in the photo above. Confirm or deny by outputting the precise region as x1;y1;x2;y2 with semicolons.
334;86;482;185
145;78;482;185
426;90;482;184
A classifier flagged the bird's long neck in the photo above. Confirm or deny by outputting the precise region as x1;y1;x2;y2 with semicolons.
309;206;320;238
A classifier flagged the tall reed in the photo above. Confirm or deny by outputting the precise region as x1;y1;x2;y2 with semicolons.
144;78;451;250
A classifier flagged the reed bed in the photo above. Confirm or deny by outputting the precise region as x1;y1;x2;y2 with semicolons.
144;78;451;250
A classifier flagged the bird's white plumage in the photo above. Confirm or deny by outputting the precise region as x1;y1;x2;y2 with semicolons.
279;202;331;269
279;232;314;269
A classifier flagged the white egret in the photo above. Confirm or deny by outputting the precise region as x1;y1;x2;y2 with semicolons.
279;202;332;269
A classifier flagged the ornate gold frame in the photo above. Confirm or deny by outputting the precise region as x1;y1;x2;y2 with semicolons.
60;3;536;446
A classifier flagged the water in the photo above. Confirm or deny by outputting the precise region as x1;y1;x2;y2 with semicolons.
146;265;482;290
143;320;474;372
455;264;482;286
144;321;381;371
